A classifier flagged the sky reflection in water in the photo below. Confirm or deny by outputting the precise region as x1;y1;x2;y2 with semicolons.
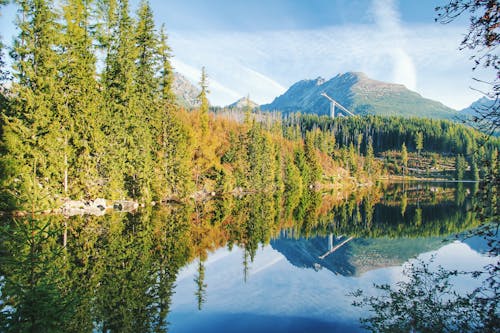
169;235;494;333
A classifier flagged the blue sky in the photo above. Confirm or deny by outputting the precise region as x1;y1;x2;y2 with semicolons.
0;0;486;109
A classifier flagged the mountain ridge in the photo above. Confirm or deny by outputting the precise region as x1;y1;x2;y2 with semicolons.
173;72;200;108
227;96;259;109
261;72;457;119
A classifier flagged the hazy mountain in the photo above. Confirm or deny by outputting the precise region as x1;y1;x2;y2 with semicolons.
261;72;457;119
271;235;446;277
173;72;200;108
459;96;496;117
227;96;259;109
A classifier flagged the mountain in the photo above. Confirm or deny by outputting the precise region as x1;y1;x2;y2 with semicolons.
460;96;496;117
227;96;259;110
173;72;200;108
261;72;457;119
271;235;446;277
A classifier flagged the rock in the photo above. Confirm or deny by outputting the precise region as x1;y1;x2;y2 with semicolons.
62;198;108;216
113;200;139;212
92;198;107;210
63;200;86;210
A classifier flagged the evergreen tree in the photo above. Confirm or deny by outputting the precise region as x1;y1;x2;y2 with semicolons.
158;24;176;104
132;0;160;202
401;142;408;177
2;0;63;210
304;130;322;185
101;0;138;199
0;0;9;95
365;138;374;174
198;66;209;134
60;0;104;199
415;131;424;156
348;142;357;175
455;154;467;180
194;259;207;311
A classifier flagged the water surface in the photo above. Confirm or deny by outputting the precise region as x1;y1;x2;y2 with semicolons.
0;182;495;332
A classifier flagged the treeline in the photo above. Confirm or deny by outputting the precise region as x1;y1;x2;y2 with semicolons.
285;113;500;155
0;0;360;212
283;113;500;180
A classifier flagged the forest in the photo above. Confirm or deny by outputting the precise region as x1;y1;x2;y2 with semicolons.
0;0;378;213
282;113;500;180
0;0;498;215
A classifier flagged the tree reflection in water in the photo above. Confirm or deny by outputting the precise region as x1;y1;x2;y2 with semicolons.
0;182;489;332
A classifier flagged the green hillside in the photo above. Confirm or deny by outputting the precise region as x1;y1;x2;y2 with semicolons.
261;72;457;119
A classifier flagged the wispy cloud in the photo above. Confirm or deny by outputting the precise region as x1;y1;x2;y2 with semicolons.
171;58;242;103
373;0;417;91
168;6;481;109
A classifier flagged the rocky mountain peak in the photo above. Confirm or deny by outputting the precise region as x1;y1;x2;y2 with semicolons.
227;96;259;109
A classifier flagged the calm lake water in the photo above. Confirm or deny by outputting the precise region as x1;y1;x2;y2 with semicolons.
0;182;496;332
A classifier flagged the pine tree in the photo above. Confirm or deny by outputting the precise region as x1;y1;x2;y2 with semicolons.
101;0;137;199
131;0;160;202
156;25;193;199
415;131;424;156
455;154;467;180
60;0;104;199
365;138;374;174
2;0;63;210
304;131;322;185
198;67;209;135
0;0;9;93
401;142;408;177
194;259;207;311
158;24;176;105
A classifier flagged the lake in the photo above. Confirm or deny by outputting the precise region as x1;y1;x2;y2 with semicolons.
0;182;497;332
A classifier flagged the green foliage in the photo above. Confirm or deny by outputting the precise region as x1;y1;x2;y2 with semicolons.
0;182;486;331
286;113;500;156
0;218;76;332
365;138;374;174
352;258;495;333
455;154;467;180
415;131;424;155
401;142;408;177
0;0;374;212
198;66;209;134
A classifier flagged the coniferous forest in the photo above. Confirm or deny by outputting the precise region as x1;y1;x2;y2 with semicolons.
1;0;499;214
0;0;359;213
0;1;499;332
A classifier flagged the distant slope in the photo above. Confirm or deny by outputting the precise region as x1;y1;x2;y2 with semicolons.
227;96;259;109
459;96;496;117
271;235;446;277
173;72;200;108
261;72;457;119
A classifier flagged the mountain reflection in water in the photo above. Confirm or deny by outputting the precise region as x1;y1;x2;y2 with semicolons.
0;182;492;332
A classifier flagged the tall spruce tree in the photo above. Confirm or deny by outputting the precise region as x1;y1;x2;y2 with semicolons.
156;23;192;199
198;67;209;134
2;0;63;210
401;142;408;177
132;0;158;202
60;0;104;199
101;0;137;199
158;24;176;105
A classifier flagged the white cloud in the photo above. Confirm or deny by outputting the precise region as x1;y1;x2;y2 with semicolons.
171;58;242;104
372;0;417;90
391;48;417;91
168;14;481;109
